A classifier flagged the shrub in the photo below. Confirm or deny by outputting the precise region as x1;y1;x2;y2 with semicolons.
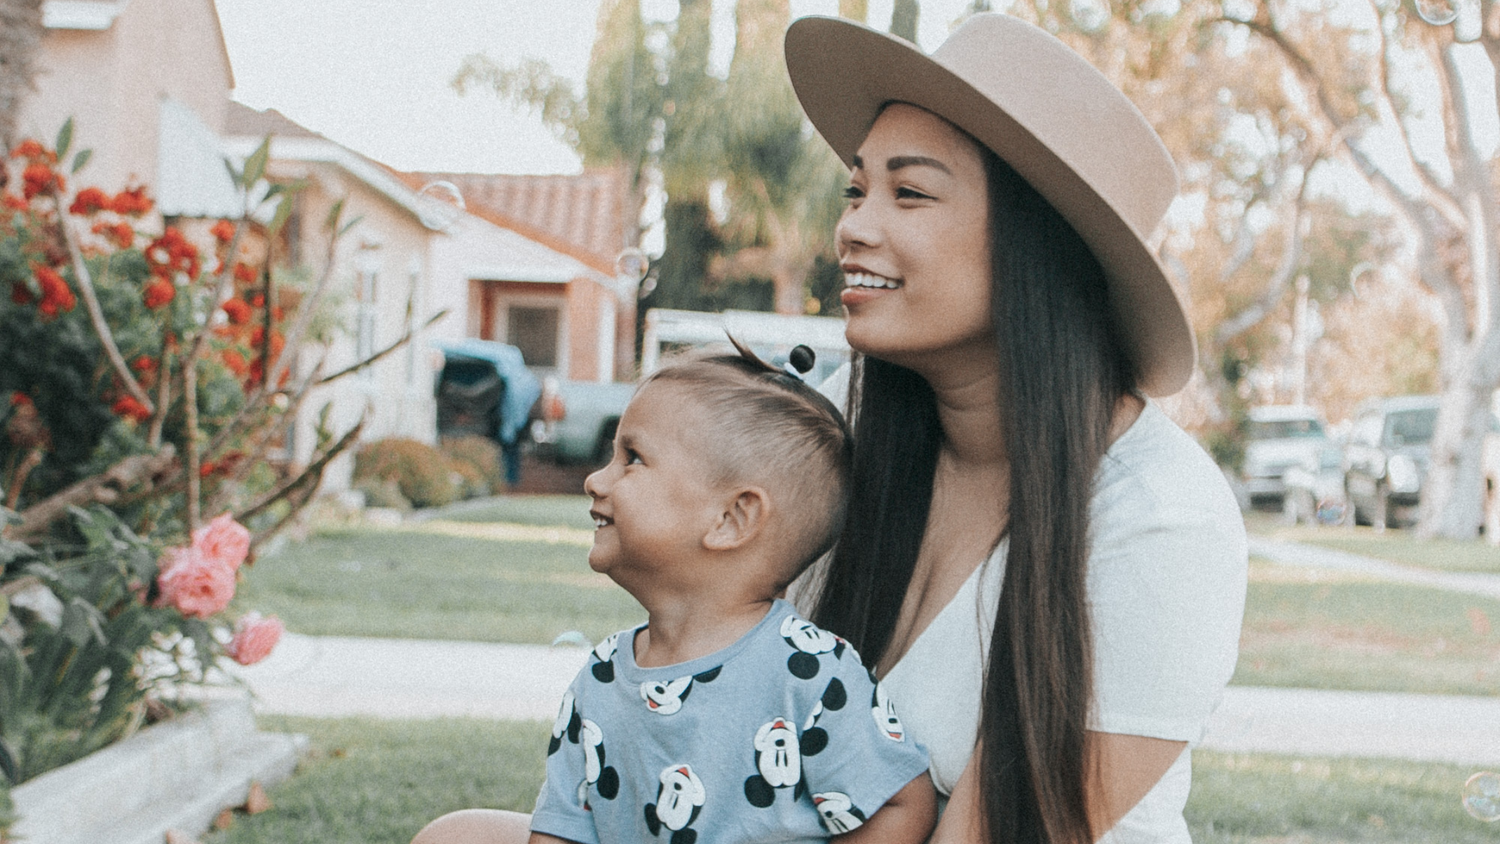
353;438;464;508
441;435;504;494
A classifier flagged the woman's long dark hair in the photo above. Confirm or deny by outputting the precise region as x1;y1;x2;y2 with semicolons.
811;149;1136;844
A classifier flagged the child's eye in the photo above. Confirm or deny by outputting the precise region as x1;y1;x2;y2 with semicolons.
624;449;643;466
841;185;864;200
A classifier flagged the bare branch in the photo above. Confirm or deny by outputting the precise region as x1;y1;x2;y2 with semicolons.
49;187;154;413
315;309;448;386
236;411;366;523
10;448;176;540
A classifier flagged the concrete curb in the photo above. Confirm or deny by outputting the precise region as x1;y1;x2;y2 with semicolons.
11;694;306;844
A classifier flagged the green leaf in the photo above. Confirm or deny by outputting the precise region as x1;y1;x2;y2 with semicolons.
325;197;346;232
0;737;16;785
243;135;272;187
69;148;92;175
224;157;243;190
55;118;74;160
60;598;107;647
267;194;294;237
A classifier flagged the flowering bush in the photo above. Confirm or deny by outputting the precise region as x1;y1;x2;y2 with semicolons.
0;123;389;831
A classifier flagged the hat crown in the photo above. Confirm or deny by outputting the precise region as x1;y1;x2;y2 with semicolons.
928;14;1177;237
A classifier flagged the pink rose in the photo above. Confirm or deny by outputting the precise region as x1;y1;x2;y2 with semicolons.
192;512;251;571
155;546;236;618
226;612;284;665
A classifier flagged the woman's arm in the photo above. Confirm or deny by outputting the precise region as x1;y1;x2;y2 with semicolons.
927;733;1186;844
836;771;938;844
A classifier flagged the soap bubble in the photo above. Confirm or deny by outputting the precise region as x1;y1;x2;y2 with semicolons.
1463;771;1500;822
1069;0;1111;32
1414;0;1459;25
552;630;592;648
417;181;466;232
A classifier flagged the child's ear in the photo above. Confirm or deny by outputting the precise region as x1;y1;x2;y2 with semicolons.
703;487;769;551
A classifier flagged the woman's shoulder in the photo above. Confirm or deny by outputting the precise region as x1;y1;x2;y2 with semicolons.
1094;400;1243;534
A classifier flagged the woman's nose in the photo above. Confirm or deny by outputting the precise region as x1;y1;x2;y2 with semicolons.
835;203;879;255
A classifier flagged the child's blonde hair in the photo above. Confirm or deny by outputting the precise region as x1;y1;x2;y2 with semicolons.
642;340;850;583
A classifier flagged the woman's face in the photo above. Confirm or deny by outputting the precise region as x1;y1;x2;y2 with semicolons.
836;103;994;369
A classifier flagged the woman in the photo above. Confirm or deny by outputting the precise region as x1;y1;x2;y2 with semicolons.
413;12;1244;844
784;13;1245;844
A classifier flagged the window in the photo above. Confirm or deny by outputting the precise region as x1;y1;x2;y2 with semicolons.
507;305;560;368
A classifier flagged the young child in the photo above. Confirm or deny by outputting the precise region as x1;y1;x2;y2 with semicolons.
529;343;936;844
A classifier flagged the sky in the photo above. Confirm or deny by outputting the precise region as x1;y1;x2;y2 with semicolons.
214;0;979;176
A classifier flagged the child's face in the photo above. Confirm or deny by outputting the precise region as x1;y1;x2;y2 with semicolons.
583;382;727;583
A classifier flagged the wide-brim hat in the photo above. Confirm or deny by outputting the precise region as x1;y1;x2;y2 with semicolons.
784;13;1196;396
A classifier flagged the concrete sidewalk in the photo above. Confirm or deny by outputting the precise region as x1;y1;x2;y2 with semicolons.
225;633;1500;767
1248;534;1500;599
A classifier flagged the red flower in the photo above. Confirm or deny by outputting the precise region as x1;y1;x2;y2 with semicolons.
232;262;256;284
250;326;285;357
131;355;157;374
10;392;32;407
226;613;284;665
210;219;236;242
146;227;200;279
109;185;153;217
111;395;151;422
22;163;59;201
199;460;217;478
221;349;249;376
32;264;76;317
11;281;33;305
3;194;29;211
69;187;110;216
221;297;252;325
92;220;135;249
143;277;176;310
9;140;49;161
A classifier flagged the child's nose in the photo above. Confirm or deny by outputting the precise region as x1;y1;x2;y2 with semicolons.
583;465;607;498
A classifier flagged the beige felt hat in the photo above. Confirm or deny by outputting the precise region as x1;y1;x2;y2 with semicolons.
784;13;1196;396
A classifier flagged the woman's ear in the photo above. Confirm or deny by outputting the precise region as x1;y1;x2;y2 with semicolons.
703;487;770;551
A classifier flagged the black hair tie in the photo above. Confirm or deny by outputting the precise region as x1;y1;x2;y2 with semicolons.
781;345;816;381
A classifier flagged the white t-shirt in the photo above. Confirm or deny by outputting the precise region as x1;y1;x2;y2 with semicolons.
805;392;1247;843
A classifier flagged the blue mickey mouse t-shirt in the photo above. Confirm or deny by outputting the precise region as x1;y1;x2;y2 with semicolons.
530;599;931;844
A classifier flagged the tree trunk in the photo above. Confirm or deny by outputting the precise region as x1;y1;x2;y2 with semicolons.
890;0;919;42
0;0;45;151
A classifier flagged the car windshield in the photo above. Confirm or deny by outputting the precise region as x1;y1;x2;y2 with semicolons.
1383;408;1437;447
1248;418;1325;440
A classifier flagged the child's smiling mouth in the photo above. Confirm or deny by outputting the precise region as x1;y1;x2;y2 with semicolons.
591;511;613;528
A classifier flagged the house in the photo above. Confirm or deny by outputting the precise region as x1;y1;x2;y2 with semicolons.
14;0;637;493
404;169;639;383
15;0;239;217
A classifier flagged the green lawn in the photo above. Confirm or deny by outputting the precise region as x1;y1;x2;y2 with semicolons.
239;514;642;645
1245;512;1500;574
204;717;1499;844
424;495;596;531
1234;560;1500;695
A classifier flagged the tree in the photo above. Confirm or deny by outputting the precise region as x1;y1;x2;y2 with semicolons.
992;0;1480;535
891;0;920;41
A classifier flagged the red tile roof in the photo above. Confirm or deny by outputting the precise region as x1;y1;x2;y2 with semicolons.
410;169;630;276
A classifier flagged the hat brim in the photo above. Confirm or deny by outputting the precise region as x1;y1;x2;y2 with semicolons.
784;16;1196;397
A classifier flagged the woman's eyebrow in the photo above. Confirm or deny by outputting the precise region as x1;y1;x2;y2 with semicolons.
858;153;948;175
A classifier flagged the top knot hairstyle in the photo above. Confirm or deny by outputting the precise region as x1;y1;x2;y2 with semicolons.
642;337;852;580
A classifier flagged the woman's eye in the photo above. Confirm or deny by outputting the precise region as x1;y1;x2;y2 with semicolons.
895;186;933;200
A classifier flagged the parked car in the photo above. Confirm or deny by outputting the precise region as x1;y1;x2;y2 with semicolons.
530;377;638;465
1241;405;1330;508
433;338;541;486
1280;442;1348;525
1343;395;1440;529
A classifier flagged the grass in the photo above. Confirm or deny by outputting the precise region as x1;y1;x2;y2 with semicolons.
204;716;547;844
1234;560;1500;695
201;716;1500;844
425;495;596;531
1186;751;1497;843
239;512;643;645
1245;511;1500;574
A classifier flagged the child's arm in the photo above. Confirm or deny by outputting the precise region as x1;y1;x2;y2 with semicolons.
835;772;937;844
